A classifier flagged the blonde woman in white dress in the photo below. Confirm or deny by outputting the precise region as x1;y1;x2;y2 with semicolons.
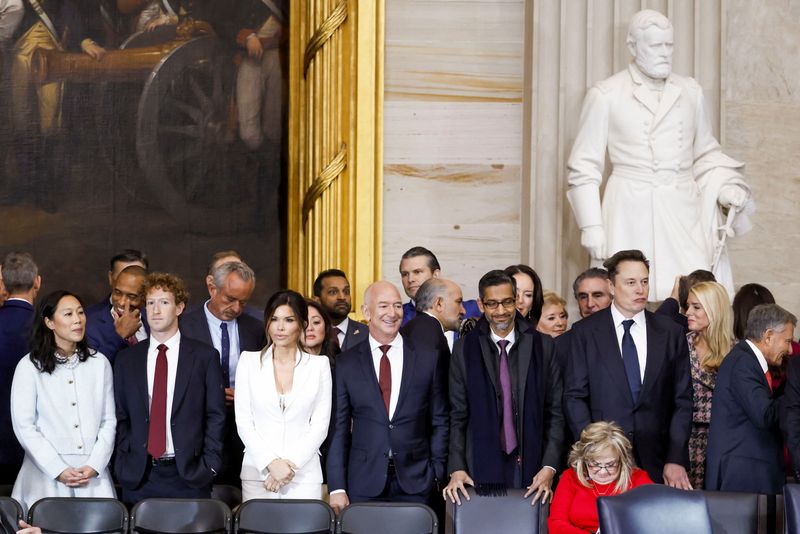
235;290;332;501
11;290;116;514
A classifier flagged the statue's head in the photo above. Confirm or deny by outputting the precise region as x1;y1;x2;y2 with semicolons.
626;10;673;79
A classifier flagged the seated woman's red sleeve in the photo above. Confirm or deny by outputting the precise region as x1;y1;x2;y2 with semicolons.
548;469;593;534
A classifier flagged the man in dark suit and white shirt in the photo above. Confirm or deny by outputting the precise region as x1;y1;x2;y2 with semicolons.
565;249;692;487
86;265;148;364
114;273;225;505
313;269;367;351
707;304;796;493
327;281;449;513
445;270;565;505
179;260;264;485
0;252;39;484
401;278;465;359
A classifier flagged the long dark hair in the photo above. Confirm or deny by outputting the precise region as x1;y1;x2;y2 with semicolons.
29;290;93;374
504;264;544;323
306;299;340;360
732;283;775;341
262;290;309;352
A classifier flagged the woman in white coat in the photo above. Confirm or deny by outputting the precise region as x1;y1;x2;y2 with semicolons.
235;290;332;501
11;290;116;514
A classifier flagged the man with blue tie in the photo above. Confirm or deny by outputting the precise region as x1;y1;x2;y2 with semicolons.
0;252;40;484
179;260;265;486
327;281;449;513
444;270;565;505
398;247;480;338
564;249;692;487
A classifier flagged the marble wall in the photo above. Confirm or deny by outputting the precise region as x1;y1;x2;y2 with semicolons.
382;0;799;316
382;1;526;300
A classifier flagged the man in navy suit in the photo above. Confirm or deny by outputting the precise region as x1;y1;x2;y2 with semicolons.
327;281;449;513
707;304;795;493
179;260;264;486
445;270;565;505
86;265;148;364
0;252;39;484
401;278;465;360
114;272;225;505
565;249;692;487
313;269;367;351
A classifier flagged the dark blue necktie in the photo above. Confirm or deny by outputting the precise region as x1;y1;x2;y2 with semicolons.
622;319;641;403
220;322;230;388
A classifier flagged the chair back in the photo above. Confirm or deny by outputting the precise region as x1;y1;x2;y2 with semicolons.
130;498;231;533
784;484;800;534
445;487;544;534
339;502;438;534
0;497;22;534
212;485;243;511
234;499;334;534
597;485;713;534
27;497;128;534
702;490;759;534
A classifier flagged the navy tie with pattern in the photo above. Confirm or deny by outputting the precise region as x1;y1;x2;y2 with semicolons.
220;322;230;388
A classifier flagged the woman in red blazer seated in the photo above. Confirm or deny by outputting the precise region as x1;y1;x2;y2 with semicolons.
549;421;652;534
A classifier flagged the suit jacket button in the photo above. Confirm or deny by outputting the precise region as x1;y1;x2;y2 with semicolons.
389;424;394;430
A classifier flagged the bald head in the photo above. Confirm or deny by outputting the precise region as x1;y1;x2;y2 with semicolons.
362;281;404;344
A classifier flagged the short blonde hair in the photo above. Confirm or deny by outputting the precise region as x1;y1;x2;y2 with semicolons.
542;290;567;309
689;281;734;371
569;421;637;493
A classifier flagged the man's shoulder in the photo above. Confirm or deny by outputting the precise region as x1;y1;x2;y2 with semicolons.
179;307;210;335
645;309;686;339
572;307;612;333
237;312;263;333
85;300;110;321
668;72;702;92
180;335;218;358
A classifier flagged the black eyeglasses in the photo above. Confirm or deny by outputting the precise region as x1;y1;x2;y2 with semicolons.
482;298;516;310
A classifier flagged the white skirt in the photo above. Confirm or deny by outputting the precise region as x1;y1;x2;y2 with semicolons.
11;454;116;514
242;478;323;501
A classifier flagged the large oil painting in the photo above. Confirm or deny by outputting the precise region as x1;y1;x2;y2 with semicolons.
0;0;288;305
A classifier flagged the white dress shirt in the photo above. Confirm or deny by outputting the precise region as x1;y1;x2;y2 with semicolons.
610;303;648;382
203;300;241;387
368;334;403;420
335;317;350;347
746;340;769;374
489;328;517;350
147;332;181;457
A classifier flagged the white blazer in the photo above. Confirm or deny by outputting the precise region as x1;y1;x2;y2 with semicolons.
235;347;332;484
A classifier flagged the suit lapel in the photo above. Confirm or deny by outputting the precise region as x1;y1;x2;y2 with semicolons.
135;342;151;414
652;76;681;128
640;311;667;405
392;342;416;421
516;327;533;411
479;334;500;395
593;309;633;399
171;339;194;416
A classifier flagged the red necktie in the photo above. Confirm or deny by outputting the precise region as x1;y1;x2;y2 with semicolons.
330;326;342;352
126;335;139;346
379;345;392;414
147;344;168;459
765;370;774;392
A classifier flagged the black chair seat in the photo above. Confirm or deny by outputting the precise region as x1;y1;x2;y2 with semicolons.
339;502;438;534
445;487;544;534
597;484;713;534
0;497;22;534
234;499;334;534
27;497;128;534
130;498;231;533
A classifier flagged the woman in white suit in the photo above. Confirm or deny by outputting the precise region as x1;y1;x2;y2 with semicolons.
11;290;116;514
235;290;332;500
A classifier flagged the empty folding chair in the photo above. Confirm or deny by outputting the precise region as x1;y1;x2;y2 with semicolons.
445;487;545;534
130;498;231;534
234;499;334;534
339;502;437;534
597;484;713;534
27;497;128;534
0;497;22;533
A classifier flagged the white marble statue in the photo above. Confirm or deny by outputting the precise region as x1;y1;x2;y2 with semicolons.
566;9;755;301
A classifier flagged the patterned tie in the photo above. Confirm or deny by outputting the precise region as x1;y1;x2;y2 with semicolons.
330;326;342;352
497;340;518;455
220;322;230;388
378;345;392;415
147;344;168;459
622;319;642;403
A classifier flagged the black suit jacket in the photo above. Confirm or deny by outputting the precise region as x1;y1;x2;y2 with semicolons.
706;341;783;493
113;336;226;489
448;317;565;476
85;301;149;364
179;306;265;356
326;335;449;497
564;306;692;482
340;318;368;352
784;355;800;479
401;312;450;363
0;300;33;469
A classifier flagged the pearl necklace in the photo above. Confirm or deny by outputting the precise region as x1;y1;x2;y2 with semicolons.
55;351;80;370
